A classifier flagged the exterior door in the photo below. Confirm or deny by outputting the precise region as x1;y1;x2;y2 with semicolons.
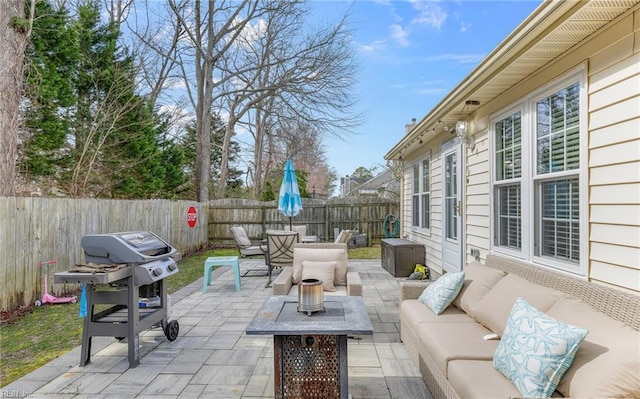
442;139;464;273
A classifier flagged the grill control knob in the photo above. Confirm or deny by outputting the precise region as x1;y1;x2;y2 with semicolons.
152;267;163;277
168;263;177;271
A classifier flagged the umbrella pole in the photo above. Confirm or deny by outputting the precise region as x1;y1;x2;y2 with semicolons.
289;217;292;230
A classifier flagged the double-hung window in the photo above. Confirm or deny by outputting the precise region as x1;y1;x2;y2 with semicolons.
534;82;581;265
412;157;431;230
492;71;583;274
494;112;522;252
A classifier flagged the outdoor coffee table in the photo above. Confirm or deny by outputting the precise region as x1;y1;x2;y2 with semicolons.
246;295;373;399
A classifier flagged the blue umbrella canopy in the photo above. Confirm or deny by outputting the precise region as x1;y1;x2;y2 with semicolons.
278;159;303;229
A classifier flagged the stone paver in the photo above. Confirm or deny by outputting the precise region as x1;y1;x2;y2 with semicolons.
2;259;432;399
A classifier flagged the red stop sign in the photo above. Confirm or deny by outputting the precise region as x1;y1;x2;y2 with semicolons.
187;206;197;228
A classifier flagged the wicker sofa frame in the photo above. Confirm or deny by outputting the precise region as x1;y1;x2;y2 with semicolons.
399;254;640;399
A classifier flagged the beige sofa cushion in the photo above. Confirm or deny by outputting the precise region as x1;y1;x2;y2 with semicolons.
546;296;640;398
448;360;523;399
417;321;499;377
301;260;336;292
469;273;565;336
451;261;506;314
400;299;475;335
292;247;348;286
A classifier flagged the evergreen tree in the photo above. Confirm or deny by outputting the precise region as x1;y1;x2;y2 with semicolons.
21;0;188;198
21;0;77;178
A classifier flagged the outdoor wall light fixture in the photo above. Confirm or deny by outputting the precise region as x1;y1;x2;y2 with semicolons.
455;120;468;138
455;119;474;149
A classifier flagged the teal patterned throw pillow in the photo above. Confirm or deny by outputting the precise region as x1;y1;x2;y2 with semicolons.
417;272;465;315
493;298;588;397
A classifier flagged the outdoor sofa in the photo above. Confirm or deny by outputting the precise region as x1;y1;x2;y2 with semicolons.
399;253;640;399
272;242;363;296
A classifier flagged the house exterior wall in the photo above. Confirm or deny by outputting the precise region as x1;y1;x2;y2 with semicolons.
399;6;640;291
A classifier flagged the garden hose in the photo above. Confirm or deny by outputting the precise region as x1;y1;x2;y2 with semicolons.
383;214;399;238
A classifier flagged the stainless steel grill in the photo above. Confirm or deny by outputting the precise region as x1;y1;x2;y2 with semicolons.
55;231;180;368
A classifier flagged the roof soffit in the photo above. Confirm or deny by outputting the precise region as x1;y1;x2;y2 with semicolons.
385;0;638;159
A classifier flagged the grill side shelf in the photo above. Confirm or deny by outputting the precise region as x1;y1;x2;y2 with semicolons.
54;267;132;285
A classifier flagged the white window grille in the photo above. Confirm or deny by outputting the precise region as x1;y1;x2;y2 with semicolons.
491;72;583;274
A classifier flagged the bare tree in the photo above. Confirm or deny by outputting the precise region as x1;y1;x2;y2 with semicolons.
220;2;361;199
0;0;35;196
168;0;271;202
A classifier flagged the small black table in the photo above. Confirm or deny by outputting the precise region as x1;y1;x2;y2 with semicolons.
246;295;373;399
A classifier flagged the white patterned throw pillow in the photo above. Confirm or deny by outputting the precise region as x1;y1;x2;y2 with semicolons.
493;298;588;398
417;271;465;315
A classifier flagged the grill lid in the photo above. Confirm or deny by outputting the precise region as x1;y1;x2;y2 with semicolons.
81;231;178;264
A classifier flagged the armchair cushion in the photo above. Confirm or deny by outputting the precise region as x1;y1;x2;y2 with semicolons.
301;260;336;292
292;247;348;286
231;226;252;247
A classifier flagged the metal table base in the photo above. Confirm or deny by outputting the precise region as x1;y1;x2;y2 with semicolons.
274;334;348;399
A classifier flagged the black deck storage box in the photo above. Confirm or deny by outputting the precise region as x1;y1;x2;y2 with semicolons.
381;238;425;277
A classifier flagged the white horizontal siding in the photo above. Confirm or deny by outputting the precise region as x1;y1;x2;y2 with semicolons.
590;223;640;248
589;96;640;130
589;73;640;112
589;140;640;167
590;260;640;292
586;12;640;293
591;162;640;185
591;204;640;225
589;52;640;92
591;242;640;270
590;183;640;204
590;118;639;149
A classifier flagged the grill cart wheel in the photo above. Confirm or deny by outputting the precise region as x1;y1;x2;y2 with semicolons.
164;320;179;341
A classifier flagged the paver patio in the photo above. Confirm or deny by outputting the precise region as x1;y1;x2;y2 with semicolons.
3;259;432;399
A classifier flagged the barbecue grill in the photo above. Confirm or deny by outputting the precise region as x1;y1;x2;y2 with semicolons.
55;231;180;368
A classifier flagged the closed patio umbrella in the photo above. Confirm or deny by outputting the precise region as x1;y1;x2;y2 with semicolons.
278;159;303;230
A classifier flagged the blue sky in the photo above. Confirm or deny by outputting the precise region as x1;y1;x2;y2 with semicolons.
313;0;542;179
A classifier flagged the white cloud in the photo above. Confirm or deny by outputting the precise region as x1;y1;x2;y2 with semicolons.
390;24;409;47
359;40;387;54
460;21;470;32
410;0;447;30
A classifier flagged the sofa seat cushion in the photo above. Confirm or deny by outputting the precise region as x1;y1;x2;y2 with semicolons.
400;299;475;334
448;360;522;399
417;321;499;377
451;261;506;314
546;296;640;398
292;247;348;285
469;273;565;336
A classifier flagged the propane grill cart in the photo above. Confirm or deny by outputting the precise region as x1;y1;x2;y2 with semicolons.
54;231;181;368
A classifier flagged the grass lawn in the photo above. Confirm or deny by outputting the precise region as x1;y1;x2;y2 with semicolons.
0;245;380;387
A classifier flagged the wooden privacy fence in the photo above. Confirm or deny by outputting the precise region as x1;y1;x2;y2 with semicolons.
0;197;208;311
208;197;400;246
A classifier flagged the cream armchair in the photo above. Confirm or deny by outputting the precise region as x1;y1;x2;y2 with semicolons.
272;242;363;296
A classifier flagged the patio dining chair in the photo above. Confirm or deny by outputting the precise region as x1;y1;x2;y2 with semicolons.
264;229;299;288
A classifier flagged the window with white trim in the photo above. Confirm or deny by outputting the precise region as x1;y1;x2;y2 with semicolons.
412;164;420;227
421;158;430;229
412;157;430;230
492;74;583;273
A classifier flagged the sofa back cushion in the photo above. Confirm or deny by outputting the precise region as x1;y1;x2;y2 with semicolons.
451;261;506;314
546;296;640;398
469;273;565;336
301;260;336;292
292;247;348;286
